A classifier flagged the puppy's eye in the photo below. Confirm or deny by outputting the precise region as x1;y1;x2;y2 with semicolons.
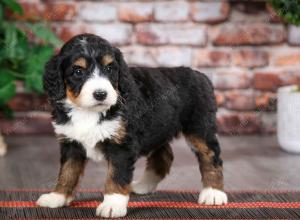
73;68;84;77
104;65;112;73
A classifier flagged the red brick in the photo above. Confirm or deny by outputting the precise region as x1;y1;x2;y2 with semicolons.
217;112;261;135
136;24;207;46
225;91;256;111
211;24;286;46
78;2;116;21
230;1;269;23
154;1;189;22
273;51;300;66
6;2;43;21
0;113;53;135
255;92;277;111
233;49;268;68
154;47;192;67
193;50;231;67
123;46;194;67
288;25;300;45
214;91;225;107
56;23;132;44
119;2;153;23
191;1;230;23
86;24;132;45
44;2;77;21
279;71;300;86
254;71;300;91
253;72;281;91
53;24;86;42
212;71;252;90
7;93;50;112
121;46;156;67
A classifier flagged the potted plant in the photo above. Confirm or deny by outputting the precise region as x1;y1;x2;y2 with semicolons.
0;0;61;156
268;0;300;25
277;86;300;153
268;0;300;153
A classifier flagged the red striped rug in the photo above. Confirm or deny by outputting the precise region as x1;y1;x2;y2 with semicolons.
0;189;300;219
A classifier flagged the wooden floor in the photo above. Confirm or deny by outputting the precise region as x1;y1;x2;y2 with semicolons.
0;135;300;191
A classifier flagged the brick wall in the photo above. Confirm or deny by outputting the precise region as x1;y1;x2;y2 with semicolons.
2;0;300;135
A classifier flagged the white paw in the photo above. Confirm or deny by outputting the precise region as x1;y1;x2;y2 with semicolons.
131;180;158;194
198;187;228;205
132;170;161;194
37;192;73;208
96;194;129;218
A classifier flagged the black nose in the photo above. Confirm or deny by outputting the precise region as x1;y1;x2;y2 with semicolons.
93;90;107;101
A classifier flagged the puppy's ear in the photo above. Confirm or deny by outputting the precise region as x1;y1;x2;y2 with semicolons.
114;48;130;97
43;55;65;103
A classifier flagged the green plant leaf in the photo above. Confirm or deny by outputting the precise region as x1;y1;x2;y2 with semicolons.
0;72;14;86
1;68;24;80
0;1;58;116
4;23;18;59
0;4;3;20
25;46;53;93
2;23;28;67
27;45;53;72
26;23;62;47
0;79;16;105
269;0;300;26
0;104;14;118
25;70;43;92
2;0;23;15
14;30;28;60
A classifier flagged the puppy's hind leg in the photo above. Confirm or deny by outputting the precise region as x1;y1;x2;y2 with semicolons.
0;133;7;156
185;134;227;205
132;143;174;194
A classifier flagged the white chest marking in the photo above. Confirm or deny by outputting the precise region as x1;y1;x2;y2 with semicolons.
53;109;121;161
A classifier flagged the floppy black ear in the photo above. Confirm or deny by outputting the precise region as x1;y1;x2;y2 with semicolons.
114;48;130;97
43;55;65;103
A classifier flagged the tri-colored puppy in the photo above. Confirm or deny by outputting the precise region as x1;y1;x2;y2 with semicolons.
37;34;228;218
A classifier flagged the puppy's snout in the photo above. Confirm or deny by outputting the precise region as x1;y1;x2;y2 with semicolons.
93;90;107;101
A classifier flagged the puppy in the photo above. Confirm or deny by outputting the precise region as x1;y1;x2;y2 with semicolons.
0;133;7;156
37;34;227;218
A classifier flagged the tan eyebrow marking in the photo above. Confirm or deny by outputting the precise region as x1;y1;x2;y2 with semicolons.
66;87;80;104
101;55;113;66
74;57;87;69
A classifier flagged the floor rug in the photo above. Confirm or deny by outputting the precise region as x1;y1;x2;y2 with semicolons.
0;189;300;219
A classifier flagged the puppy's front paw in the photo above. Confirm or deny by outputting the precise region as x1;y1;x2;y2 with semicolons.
96;194;129;218
37;192;73;208
198;187;228;205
